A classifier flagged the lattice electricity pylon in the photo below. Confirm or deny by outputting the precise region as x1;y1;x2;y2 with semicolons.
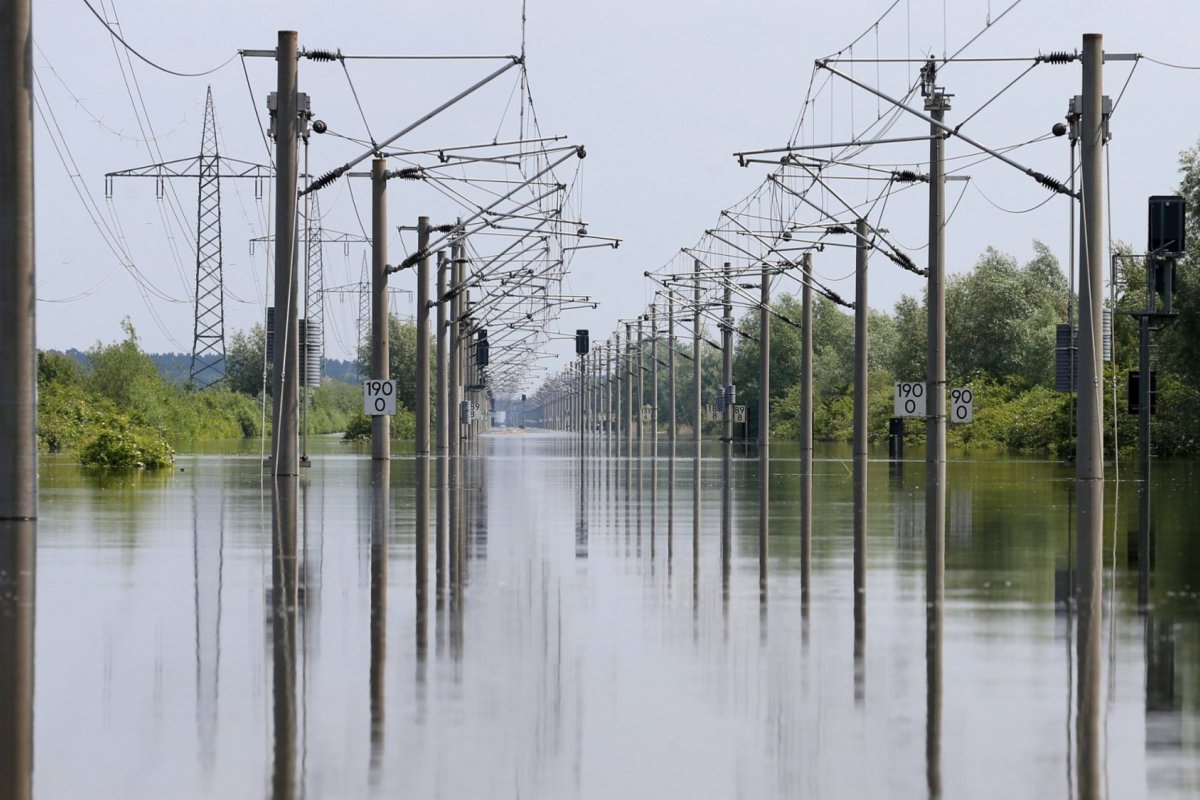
105;86;271;389
302;191;326;386
192;89;224;388
357;255;370;373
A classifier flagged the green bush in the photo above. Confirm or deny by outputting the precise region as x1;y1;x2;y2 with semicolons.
342;413;371;441
342;408;416;442
78;427;174;469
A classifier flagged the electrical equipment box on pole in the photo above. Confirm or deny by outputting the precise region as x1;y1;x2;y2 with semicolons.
576;329;590;355
476;329;489;367
1127;371;1158;415
1148;196;1186;255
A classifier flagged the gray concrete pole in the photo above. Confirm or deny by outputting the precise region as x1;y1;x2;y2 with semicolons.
579;355;586;454
448;243;461;459
854;219;869;465
800;253;814;600
626;323;634;459
612;334;619;456
0;21;36;790
369;158;390;461
464;311;473;441
721;262;733;568
854;219;870;684
1076;33;1105;800
922;67;950;789
759;260;771;593
416;218;431;454
604;342;611;454
692;260;702;555
435;251;448;591
854;218;869;603
925;65;948;627
448;243;461;582
0;0;35;522
461;291;471;443
271;31;301;475
415;218;431;607
1077;33;1105;489
668;293;677;444
652;305;659;460
617;335;623;446
638;317;645;451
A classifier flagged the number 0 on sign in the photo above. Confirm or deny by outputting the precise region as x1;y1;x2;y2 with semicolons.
950;387;974;423
363;380;397;416
893;382;926;418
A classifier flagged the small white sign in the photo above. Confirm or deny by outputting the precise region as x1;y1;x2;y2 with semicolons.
894;381;926;418
733;405;747;424
640;405;653;423
951;387;974;423
363;380;397;416
470;401;481;421
705;404;720;422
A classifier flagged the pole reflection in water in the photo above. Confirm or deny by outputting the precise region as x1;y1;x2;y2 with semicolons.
369;460;389;781
416;453;429;662
270;479;300;800
0;520;34;800
576;454;588;560
650;441;657;562
624;444;632;558
636;430;644;559
854;454;867;706
667;439;675;566
192;473;224;782
925;475;943;799
721;463;732;603
925;441;946;796
1137;478;1152;611
1075;478;1103;800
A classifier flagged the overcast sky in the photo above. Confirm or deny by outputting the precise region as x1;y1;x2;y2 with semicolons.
30;0;1200;390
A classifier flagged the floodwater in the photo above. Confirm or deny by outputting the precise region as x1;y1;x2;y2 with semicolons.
8;432;1200;798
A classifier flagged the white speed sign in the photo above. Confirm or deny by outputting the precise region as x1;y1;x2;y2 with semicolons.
893;382;926;418
951;387;974;423
363;380;397;416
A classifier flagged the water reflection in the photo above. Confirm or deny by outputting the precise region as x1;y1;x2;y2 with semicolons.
270;479;300;800
1075;479;1103;800
369;460;389;782
854;450;867;706
0;520;35;800
575;455;588;559
27;441;1200;797
192;473;223;781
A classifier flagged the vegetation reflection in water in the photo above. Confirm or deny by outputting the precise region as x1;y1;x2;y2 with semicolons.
18;436;1200;798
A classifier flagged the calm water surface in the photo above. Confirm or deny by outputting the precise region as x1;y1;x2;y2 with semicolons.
24;432;1200;798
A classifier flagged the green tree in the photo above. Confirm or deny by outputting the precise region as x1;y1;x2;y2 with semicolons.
889;293;927;381
87;318;167;422
357;316;435;414
226;324;268;397
944;244;1067;387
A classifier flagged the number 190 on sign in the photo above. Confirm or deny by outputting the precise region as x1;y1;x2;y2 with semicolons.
893;382;926;418
363;380;397;416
